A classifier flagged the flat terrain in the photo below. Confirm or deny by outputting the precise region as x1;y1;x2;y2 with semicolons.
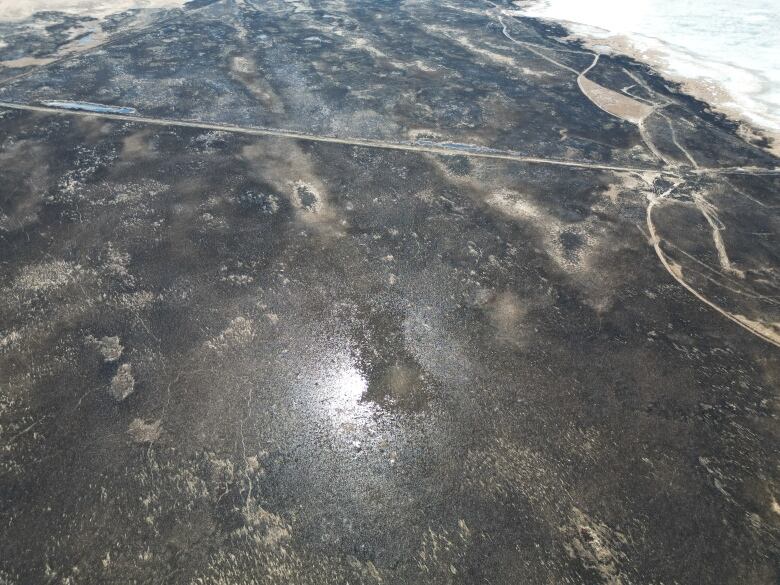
0;1;778;584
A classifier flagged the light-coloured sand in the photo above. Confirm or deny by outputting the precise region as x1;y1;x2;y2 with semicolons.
0;0;186;21
578;76;654;124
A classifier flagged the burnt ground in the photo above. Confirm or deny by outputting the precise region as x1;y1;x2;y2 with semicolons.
0;1;778;584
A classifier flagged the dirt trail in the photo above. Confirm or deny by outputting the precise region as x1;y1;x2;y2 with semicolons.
646;182;780;348
0;100;670;173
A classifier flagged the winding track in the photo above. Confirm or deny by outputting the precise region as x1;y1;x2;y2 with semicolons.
1;0;778;348
646;183;780;348
492;0;780;348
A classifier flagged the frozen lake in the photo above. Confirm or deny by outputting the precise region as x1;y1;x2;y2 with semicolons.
515;0;780;141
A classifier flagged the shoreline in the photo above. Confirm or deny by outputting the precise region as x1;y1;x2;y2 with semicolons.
508;3;780;158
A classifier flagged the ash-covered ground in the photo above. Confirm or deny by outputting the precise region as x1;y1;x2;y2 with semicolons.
0;1;778;584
